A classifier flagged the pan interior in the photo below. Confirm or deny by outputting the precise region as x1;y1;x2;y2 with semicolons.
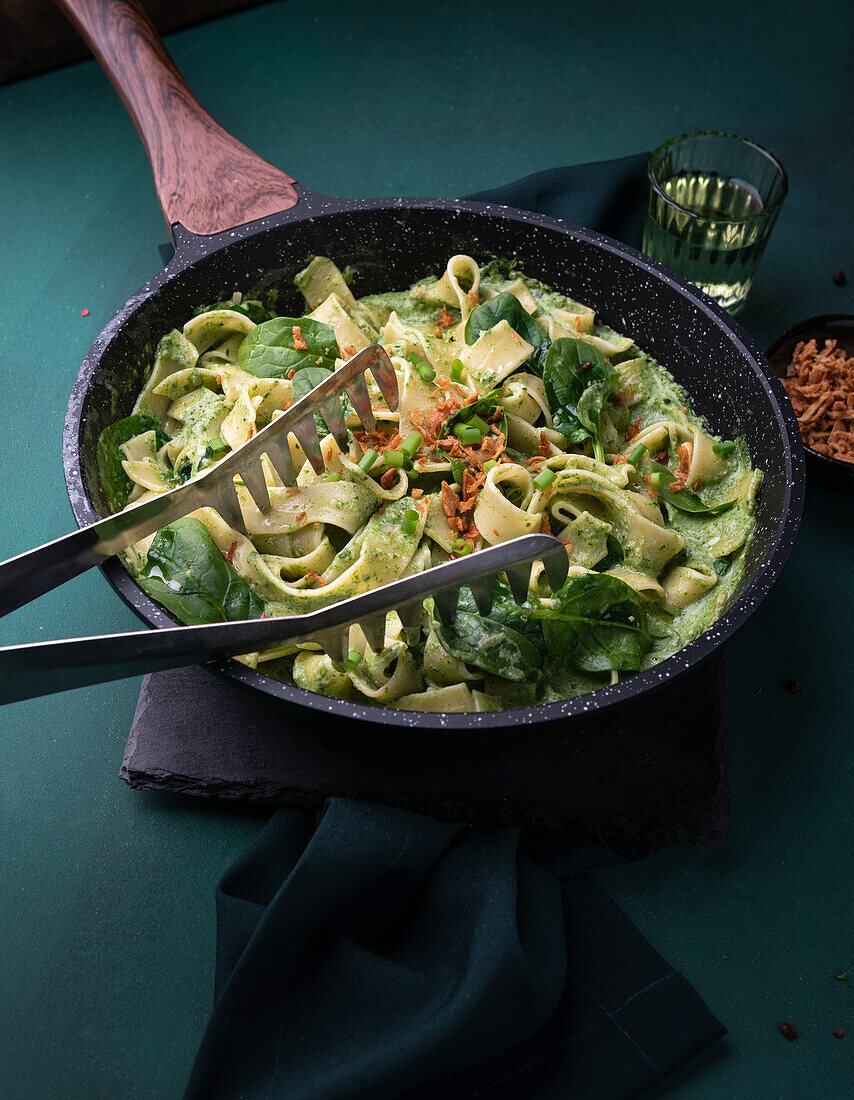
67;203;800;725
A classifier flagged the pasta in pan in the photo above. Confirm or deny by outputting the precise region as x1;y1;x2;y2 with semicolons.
99;256;761;712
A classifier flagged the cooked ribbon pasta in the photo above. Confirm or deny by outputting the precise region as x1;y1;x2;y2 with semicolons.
100;257;761;712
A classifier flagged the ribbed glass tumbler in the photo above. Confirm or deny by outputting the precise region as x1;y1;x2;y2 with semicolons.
642;131;788;315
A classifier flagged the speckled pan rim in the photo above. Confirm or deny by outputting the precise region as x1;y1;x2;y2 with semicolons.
64;190;805;730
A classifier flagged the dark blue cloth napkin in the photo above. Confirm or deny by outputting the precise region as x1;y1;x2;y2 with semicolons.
468;152;649;245
184;801;722;1099
177;155;725;1099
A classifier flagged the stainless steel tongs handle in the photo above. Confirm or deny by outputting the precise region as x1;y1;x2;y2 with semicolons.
0;346;397;617
0;535;568;705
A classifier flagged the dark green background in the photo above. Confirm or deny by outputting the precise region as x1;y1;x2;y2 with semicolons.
1;0;852;1095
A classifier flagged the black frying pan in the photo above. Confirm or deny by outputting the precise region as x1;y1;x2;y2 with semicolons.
60;0;805;730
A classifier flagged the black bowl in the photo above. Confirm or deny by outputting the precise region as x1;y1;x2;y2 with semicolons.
64;195;805;728
766;314;854;493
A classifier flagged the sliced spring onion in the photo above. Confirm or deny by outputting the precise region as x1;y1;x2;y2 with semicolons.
400;430;423;456
408;354;435;383
358;449;379;471
455;426;482;445
451;539;472;555
533;467;556;491
325;471;343;482
400;508;420;535
482;459;497;472
627;443;647;466
450;358;465;382
467;414;491;435
712;440;736;456
208;436;227;453
343;651;362;671
650;471;661;487
383;449;405;467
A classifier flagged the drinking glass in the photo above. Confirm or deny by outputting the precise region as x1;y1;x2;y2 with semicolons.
642;131;788;315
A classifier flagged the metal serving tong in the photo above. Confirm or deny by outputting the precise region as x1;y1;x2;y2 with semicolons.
0;343;569;704
0;535;568;704
0;345;399;617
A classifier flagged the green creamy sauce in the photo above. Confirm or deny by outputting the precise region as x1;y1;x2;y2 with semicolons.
626;356;754;663
487;276;754;650
479;268;755;701
359;291;441;329
480;266;589;313
111;258;760;712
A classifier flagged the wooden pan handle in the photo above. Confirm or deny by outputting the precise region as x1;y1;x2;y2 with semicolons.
56;0;299;237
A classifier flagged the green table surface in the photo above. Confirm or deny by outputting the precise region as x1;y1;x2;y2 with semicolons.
1;1;852;1095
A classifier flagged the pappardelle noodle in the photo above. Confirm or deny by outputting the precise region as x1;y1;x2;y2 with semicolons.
99;255;761;713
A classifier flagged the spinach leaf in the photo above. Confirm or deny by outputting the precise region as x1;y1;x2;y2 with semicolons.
543;338;619;457
433;583;545;682
576;384;609;460
292;365;331;402
465;292;549;374
97;414;170;513
712;557;731;576
292;365;334;434
195;298;274;324
532;573;651;673
469;583;545;649
650;463;736;515
139;517;264;625
238;317;340;378
449;458;466;485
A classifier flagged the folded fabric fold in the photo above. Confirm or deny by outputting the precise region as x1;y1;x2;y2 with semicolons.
187;801;566;1098
465;152;649;246
185;801;723;1100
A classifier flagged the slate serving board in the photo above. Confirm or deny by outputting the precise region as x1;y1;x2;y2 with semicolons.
123;649;728;846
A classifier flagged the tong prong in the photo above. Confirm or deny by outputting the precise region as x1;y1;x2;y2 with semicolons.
505;561;534;605
291;416;324;474
211;474;245;532
237;457;271;514
468;575;496;617
433;586;460;626
262;438;296;486
319;397;349;450
359;613;387;652
396;600;423;645
344;373;375;433
369;357;400;411
542;542;569;591
314;628;348;665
